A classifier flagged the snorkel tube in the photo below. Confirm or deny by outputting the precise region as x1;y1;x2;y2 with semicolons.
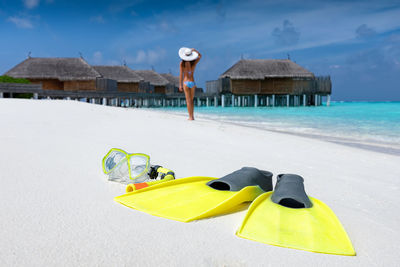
126;165;175;192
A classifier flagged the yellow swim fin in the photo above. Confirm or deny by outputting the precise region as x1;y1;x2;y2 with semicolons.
114;167;273;222
236;174;356;256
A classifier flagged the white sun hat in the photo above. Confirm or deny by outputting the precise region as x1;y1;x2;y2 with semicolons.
178;47;199;61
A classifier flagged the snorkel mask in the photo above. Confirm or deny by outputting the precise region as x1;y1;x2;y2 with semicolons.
102;148;151;184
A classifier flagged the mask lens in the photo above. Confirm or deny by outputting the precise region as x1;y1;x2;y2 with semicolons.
103;150;127;173
129;155;149;179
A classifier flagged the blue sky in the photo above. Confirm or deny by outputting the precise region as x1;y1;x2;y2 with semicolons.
0;0;399;100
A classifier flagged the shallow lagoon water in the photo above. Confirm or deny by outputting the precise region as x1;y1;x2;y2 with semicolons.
159;102;400;154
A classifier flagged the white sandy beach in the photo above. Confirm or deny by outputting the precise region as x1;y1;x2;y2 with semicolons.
1;98;399;266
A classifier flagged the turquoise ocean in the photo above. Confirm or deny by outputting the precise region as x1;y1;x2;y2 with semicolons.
159;102;400;155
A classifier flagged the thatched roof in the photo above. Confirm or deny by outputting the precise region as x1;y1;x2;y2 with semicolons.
160;73;179;87
132;70;169;86
220;59;314;79
4;57;101;81
92;65;143;83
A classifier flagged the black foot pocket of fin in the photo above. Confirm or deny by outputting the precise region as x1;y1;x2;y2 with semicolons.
206;167;273;192
271;174;312;208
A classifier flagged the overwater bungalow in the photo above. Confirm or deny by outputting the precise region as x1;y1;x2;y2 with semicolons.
5;57;101;91
92;65;145;92
133;70;169;94
1;56;331;108
207;59;331;106
160;73;179;94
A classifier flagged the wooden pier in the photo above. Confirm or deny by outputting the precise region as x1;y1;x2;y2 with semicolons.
0;83;330;107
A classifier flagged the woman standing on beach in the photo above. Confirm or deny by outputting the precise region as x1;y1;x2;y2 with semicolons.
179;47;201;120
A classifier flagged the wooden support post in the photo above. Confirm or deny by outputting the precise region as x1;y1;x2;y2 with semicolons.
254;95;258;107
237;96;241;107
206;97;209;107
327;95;331;106
303;94;306;106
272;95;275;107
33;93;38;99
0;92;3;98
222;95;225;107
196;97;200;107
163;99;166;107
286;95;290;107
315;94;318;106
214;96;218;107
231;95;235;107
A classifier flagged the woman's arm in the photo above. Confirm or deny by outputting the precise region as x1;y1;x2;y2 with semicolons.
179;61;183;92
192;49;201;70
192;48;202;63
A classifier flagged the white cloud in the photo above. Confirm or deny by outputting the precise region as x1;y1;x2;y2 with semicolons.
8;16;33;29
23;0;40;9
159;21;178;33
107;60;121;65
124;49;166;65
108;0;143;14
90;15;105;24
92;51;103;64
356;24;377;38
272;20;300;46
134;50;146;63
